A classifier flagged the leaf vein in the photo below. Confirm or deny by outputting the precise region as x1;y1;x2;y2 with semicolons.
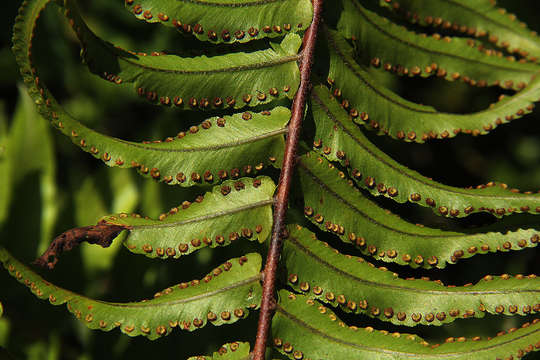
115;128;287;153
121;55;300;75
132;199;274;230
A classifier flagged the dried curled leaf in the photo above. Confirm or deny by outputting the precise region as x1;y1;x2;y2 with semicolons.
34;224;128;269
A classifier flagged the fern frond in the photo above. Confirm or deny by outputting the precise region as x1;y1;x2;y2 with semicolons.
102;177;275;259
50;103;287;186
326;29;540;142
124;0;313;44
0;247;262;340
337;0;539;88
298;152;539;268
274;290;540;360
61;0;301;109
310;85;540;218
13;0;291;186
9;0;540;357
381;0;540;63
283;225;540;326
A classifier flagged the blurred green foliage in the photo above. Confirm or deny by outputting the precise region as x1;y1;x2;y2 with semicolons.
0;0;539;359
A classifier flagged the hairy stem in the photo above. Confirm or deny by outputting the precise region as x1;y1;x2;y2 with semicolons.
252;1;324;358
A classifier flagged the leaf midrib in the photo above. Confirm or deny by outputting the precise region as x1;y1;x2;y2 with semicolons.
114;128;288;153
96;274;261;308
121;53;300;75
178;0;284;7
132;199;274;230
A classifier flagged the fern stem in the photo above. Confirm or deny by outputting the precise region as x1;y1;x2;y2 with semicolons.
252;1;324;358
